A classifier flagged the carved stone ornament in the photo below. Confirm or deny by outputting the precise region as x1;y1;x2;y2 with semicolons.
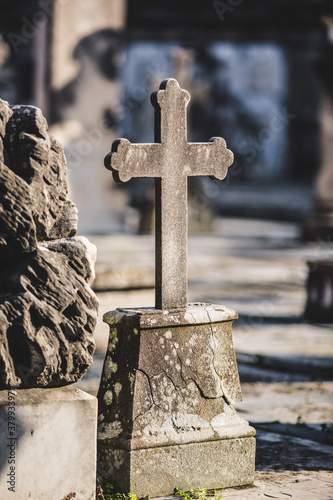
0;98;98;389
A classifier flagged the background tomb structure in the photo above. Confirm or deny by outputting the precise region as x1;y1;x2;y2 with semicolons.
302;20;333;321
97;79;256;497
0;98;98;499
302;19;333;242
2;1;333;235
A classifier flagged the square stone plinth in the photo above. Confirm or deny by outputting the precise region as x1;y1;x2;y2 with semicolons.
99;437;255;498
305;260;333;322
99;437;256;497
0;386;97;500
98;304;255;497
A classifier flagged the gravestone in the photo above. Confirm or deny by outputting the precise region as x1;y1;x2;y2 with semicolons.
0;98;98;499
98;79;255;497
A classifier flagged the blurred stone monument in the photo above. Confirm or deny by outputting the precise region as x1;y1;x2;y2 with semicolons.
0;99;98;499
303;93;333;241
97;79;255;497
49;0;128;234
303;20;333;322
305;260;333;323
303;18;333;241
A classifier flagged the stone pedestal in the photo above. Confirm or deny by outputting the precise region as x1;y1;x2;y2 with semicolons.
303;95;333;241
305;260;333;322
0;386;97;500
97;304;255;497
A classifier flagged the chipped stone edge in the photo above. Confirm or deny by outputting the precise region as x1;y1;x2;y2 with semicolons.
103;303;237;329
98;420;256;451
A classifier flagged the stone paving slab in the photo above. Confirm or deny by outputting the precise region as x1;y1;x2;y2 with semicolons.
235;382;333;426
153;470;333;500
236;352;333;379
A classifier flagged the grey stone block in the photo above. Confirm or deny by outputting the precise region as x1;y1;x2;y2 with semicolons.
0;386;97;500
99;437;255;498
305;260;333;322
98;304;255;497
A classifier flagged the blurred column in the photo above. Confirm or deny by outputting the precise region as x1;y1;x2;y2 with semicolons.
303;18;333;322
303;19;333;241
47;0;129;234
303;94;333;240
34;8;51;119
51;0;126;95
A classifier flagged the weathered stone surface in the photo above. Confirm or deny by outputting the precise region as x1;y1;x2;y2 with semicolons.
103;303;238;330
99;438;256;498
3;104;77;244
0;98;98;389
0;386;97;500
105;79;233;309
98;304;255;495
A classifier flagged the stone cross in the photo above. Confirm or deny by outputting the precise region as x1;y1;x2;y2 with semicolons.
104;78;233;310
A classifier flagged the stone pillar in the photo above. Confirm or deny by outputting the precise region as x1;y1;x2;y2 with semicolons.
303;94;333;240
49;0;128;235
0;387;97;500
51;0;126;93
304;260;333;322
97;304;255;498
303;19;333;241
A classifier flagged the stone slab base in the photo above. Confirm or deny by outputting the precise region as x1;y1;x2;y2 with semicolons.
305;260;333;322
98;436;256;498
0;386;97;500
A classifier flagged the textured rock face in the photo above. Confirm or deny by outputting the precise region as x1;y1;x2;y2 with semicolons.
0;98;98;389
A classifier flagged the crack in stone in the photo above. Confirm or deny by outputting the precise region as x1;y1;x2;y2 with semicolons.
131;362;186;421
188;376;221;401
160;368;183;392
126;360;164;418
133;401;154;421
204;307;212;325
206;309;221;381
189;311;197;324
127;326;231;423
174;348;187;385
166;312;227;402
206;308;232;406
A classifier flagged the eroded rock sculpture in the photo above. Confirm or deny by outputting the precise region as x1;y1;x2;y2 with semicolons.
0;98;98;389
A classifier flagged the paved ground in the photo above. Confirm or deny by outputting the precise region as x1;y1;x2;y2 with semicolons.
76;217;333;500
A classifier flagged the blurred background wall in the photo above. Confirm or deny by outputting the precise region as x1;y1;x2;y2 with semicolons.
0;0;332;237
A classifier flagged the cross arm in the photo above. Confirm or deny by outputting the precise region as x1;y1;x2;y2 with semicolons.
187;137;234;180
104;138;161;183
